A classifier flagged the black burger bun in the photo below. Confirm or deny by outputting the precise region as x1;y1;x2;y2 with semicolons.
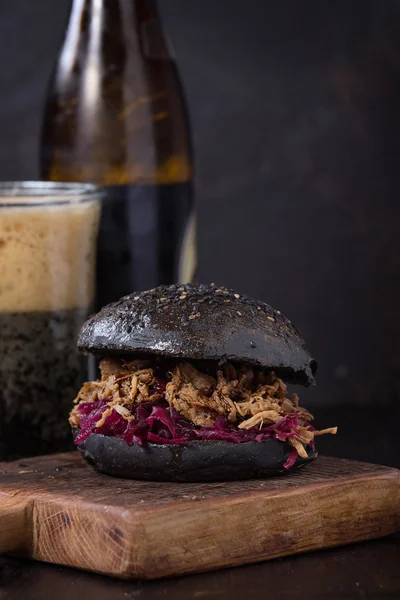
74;431;316;482
78;284;317;385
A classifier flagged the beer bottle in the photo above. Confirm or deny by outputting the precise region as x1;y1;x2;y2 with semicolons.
41;0;195;307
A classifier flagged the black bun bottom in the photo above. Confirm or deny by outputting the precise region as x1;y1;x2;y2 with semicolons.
75;432;317;482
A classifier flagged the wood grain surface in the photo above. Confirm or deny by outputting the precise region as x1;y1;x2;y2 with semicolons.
0;452;399;580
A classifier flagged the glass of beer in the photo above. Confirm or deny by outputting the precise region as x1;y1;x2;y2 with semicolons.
0;182;102;460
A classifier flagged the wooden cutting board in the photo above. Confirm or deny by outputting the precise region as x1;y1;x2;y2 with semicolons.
0;452;399;580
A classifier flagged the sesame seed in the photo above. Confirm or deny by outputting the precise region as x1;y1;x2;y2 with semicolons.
224;299;231;303
234;294;240;299
195;312;201;318
179;294;187;300
237;311;242;316
188;314;196;320
160;297;167;301
267;316;275;322
215;289;224;293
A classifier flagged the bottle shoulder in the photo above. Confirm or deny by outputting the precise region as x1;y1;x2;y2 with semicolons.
41;0;192;185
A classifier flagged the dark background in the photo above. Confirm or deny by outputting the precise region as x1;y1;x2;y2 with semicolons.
1;0;400;465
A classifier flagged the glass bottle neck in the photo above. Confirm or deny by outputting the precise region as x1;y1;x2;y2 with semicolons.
67;0;160;29
58;0;166;87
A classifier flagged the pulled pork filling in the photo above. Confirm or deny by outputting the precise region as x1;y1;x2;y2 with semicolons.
70;358;337;468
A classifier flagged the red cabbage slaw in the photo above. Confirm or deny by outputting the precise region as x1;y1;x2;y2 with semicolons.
74;400;313;469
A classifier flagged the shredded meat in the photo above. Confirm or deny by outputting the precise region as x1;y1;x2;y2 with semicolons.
237;410;282;429
165;362;313;429
174;361;215;395
165;365;218;427
70;358;337;456
99;357;152;379
165;362;238;426
70;358;164;427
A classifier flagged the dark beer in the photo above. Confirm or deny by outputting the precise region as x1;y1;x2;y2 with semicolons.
41;0;195;307
0;309;88;459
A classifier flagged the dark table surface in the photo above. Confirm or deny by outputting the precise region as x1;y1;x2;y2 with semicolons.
1;534;399;600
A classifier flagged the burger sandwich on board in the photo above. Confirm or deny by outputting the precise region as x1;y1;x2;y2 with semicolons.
70;284;336;482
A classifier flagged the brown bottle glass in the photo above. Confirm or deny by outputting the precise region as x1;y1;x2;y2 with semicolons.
41;0;195;307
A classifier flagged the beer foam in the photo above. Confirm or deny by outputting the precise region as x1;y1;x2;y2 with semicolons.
0;198;101;312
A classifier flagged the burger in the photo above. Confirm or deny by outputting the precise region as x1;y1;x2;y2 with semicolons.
70;283;336;482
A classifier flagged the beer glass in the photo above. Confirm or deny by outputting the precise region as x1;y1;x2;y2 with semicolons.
0;182;101;460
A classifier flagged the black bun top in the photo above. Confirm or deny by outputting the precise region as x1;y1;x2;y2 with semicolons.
78;284;317;385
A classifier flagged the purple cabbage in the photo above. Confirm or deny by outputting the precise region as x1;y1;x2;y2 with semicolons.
74;401;310;468
282;448;298;470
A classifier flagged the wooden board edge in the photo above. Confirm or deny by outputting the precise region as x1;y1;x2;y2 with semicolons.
23;496;142;578
0;491;32;555
1;459;399;580
28;468;396;579
132;470;400;579
130;467;400;516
